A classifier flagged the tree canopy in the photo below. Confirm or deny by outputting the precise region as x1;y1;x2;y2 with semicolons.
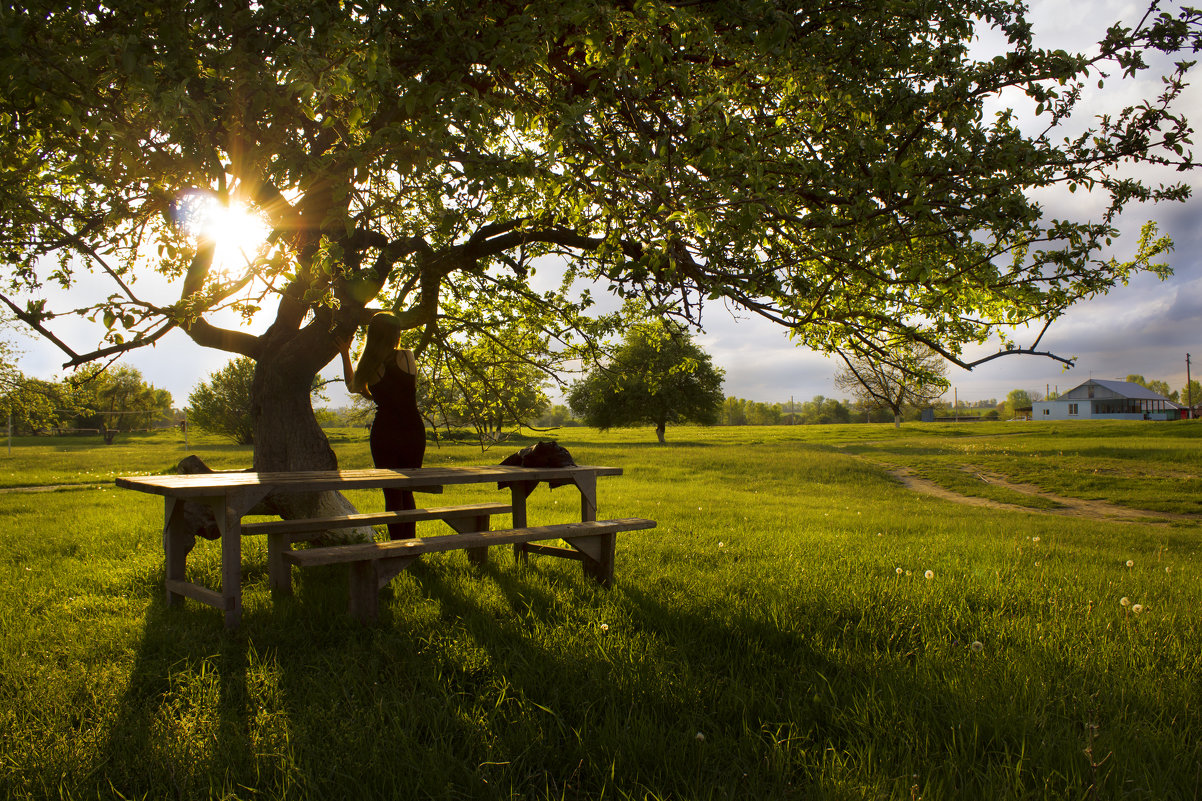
567;319;724;442
188;357;257;445
2;0;1199;465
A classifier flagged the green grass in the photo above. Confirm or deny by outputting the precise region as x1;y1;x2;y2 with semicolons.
1;421;1200;799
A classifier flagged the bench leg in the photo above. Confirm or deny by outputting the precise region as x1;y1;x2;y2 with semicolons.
347;562;380;623
267;531;292;595
348;556;418;623
449;513;492;566
577;532;617;587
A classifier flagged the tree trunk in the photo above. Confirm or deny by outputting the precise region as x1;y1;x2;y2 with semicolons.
655;421;666;444
893;412;902;428
250;327;374;544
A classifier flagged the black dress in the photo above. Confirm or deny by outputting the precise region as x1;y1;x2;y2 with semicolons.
368;357;426;539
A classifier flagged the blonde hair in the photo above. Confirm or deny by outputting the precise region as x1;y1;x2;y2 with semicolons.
352;312;403;391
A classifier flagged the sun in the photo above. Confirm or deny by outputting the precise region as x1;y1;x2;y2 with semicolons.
171;190;271;273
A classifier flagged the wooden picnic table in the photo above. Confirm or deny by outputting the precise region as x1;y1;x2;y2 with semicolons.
116;465;652;627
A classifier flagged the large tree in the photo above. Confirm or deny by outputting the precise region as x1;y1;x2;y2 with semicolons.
833;342;948;427
1;1;1199;516
567;320;724;442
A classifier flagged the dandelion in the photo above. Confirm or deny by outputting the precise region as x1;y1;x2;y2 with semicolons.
1032;536;1041;544
1166;566;1172;574
718;542;724;548
924;570;934;580
896;567;904;575
970;641;984;652
1126;560;1134;568
1132;604;1144;614
695;732;706;742
600;623;609;632
1120;597;1131;607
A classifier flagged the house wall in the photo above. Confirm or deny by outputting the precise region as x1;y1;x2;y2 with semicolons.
1032;401;1178;421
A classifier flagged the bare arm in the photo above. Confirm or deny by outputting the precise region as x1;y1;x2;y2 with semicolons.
336;337;372;399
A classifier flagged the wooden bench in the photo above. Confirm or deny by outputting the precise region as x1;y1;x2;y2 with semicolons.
284;517;657;622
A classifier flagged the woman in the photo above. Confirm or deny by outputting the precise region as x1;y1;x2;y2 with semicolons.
338;312;426;540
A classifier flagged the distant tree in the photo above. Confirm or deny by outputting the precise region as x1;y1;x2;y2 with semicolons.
1125;374;1148;386
68;366;173;443
1;376;67;435
833;343;948;428
721;397;748;427
1181;380;1202;410
187;358;257;445
568;321;724;444
1145;380;1175;401
804;396;852;425
745;401;781;426
535;404;577;428
1002;388;1044;419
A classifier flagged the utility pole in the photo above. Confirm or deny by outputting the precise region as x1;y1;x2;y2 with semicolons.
1188;354;1193;420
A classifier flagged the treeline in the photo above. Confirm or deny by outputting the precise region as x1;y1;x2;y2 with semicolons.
1;365;175;438
717;396;990;425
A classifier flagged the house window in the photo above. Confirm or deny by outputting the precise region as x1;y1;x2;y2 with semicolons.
1043;409;1050;415
1068;403;1079;415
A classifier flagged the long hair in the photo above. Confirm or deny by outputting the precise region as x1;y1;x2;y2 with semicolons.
352;312;403;390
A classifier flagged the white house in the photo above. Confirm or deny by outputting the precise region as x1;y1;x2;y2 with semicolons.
1032;379;1182;421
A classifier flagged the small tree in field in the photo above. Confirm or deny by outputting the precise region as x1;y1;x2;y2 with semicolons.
567;321;724;443
833;343;947;428
187;358;257;445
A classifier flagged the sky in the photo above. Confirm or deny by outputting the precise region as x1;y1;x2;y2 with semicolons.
6;0;1202;410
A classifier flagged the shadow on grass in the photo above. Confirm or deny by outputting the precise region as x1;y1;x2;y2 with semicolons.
93;555;1147;800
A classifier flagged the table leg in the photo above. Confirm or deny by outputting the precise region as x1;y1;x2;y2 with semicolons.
575;473;597;523
572;473;613;584
510;482;534;563
163;497;190;607
212;497;243;629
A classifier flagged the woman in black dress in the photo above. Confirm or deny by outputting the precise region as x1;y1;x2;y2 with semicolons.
338;312;426;540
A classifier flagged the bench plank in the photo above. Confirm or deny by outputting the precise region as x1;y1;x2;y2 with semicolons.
283;518;655;567
242;502;511;536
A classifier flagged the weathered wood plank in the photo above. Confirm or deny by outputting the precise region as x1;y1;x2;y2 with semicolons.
241;502;512;536
284;518;655;567
116;465;623;497
165;578;232;611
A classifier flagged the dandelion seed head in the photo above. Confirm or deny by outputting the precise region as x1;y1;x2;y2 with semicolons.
1120;597;1131;607
896;567;904;575
600;623;609;632
1126;560;1134;568
924;570;934;580
970;641;984;652
695;732;705;742
1132;604;1144;614
1032;536;1041;543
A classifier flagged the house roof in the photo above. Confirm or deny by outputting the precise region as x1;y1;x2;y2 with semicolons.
1088;379;1174;400
1050;379;1180;404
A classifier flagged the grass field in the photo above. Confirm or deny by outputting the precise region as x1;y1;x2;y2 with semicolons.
1;420;1199;800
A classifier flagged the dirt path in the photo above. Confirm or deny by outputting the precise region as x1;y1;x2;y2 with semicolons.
873;462;1200;525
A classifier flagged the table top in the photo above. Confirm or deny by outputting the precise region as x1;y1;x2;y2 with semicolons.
115;465;623;498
